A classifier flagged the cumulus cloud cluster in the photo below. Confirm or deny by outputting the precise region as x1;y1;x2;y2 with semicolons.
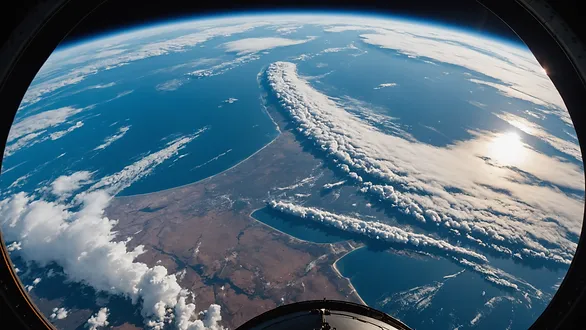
94;125;131;151
50;307;69;320
1;133;223;329
268;200;487;262
86;307;109;330
267;61;583;266
221;37;316;55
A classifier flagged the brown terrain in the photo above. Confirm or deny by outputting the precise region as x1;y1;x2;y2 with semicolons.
99;105;364;328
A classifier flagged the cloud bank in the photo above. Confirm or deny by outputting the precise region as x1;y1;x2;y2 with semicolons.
266;61;583;266
268;200;487;262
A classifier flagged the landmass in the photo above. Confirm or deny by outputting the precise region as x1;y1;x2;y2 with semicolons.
103;103;364;328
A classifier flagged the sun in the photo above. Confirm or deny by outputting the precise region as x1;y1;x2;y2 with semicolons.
487;131;527;166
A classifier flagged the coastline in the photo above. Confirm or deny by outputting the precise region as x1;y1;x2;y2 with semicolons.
248;207;323;245
332;245;367;305
115;132;281;200
115;85;283;200
249;207;367;306
248;207;355;246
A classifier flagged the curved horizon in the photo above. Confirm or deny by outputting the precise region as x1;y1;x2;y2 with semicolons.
56;10;527;53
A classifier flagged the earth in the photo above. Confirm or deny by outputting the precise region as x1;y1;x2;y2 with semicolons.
0;12;583;330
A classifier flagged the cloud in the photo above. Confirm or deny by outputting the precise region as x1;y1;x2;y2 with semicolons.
7;173;31;190
274;174;321;191
20;22;267;108
50;121;84;140
374;83;398;90
190;149;232;171
50;307;69;320
102;90;134;103
274;25;302;35
443;269;465;279
152;58;221;74
266;62;583;266
221;37;316;55
176;268;187;282
156;79;184;92
290;43;365;62
51;171;93;198
380;281;445;312
88;129;206;196
325;23;564;110
268;200;488;263
323;180;346;190
1;190;223;329
495;112;581;161
5;106;85;155
269;199;541;296
4;131;48;157
1;161;27;175
86;307;109;330
94;125;131;151
469;79;552;109
88;82;116;89
1;129;224;327
7;241;21;251
321;47;345;53
188;54;260;78
469;296;516;326
379;269;465;313
316;17;573;124
457;259;519;291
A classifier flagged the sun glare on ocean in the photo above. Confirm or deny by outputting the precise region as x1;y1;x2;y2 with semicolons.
487;131;527;166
